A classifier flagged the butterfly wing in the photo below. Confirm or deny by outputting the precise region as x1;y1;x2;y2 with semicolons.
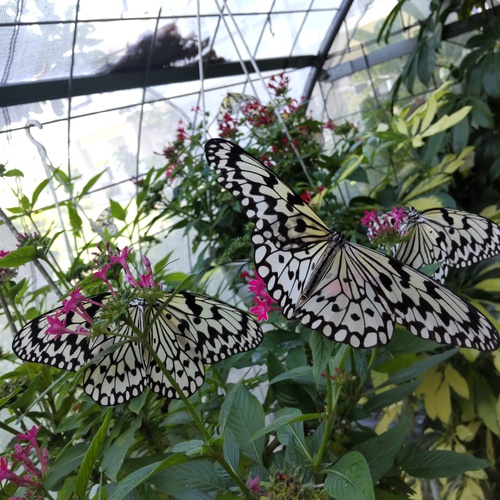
146;292;263;399
12;294;148;406
295;242;498;350
394;208;500;282
206;138;499;351
205;138;334;316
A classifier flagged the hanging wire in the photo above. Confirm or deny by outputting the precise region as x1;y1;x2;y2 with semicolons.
214;0;315;186
196;0;207;142
67;0;82;185
25;120;107;241
25;121;73;260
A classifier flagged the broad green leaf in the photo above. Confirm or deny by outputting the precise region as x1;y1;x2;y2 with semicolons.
325;451;375;500
222;427;240;474
470;97;494;129
310;330;334;384
0;247;37;268
249;411;323;443
171;439;205;457
109;198;127;221
225;385;265;464
219;379;244;433
352;414;411;482
421;106;471;138
150;459;232;499
76;410;112;499
482;52;500;99
474;278;500;293
364;381;420;413
378;349;457;389
109;454;189;500
398;445;490;478
45;443;89;489
452;117;469;153
269;365;314;384
102;418;143;481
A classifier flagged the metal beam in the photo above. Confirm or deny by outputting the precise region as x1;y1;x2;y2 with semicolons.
302;0;355;101
0;55;316;107
318;5;500;85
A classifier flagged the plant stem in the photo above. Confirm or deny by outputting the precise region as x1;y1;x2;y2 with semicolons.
311;346;351;471
141;336;250;496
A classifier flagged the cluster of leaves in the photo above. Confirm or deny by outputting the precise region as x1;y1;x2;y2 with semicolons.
0;7;499;499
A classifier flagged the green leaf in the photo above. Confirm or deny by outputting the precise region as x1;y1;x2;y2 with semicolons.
364;381;420;413
31;179;49;207
452;117;469;154
378;349;457;389
352;414;410;482
171;439;205;457
219;380;244;433
269;366;314;384
325;451;375;500
109;454;189;500
222;428;239;474
109;198;127;221
249;412;323;443
473;373;500;436
470;97;494;129
75;410;112;499
150;459;232;499
0;247;37;268
225;385;265;465
310;330;334;384
482;52;500;99
398;445;490;478
333;155;363;186
67;201;83;233
46;443;89;489
421;106;471;138
80;171;106;197
102;418;142;481
4;168;24;177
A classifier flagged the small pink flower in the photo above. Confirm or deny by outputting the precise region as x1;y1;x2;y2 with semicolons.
250;297;271;322
301;191;312;204
248;475;262;493
0;250;11;258
46;314;88;339
92;263;117;298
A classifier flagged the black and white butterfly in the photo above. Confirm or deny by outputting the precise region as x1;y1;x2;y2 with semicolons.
218;93;255;121
392;207;500;283
205;138;499;351
13;292;263;406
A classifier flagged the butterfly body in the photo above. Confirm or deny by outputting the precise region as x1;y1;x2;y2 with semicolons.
205;138;499;351
13;291;263;405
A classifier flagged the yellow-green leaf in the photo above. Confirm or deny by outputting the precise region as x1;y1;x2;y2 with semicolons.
420;93;437;132
473;278;500;293
444;364;469;398
435;379;451;423
421;106;472;138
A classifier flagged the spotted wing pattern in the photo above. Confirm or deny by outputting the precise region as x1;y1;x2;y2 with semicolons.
205;138;499;351
393;207;500;283
12;291;263;406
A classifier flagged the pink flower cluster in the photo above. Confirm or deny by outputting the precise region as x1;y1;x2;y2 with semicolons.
245;270;280;322
361;206;409;249
45;246;161;339
0;425;49;498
